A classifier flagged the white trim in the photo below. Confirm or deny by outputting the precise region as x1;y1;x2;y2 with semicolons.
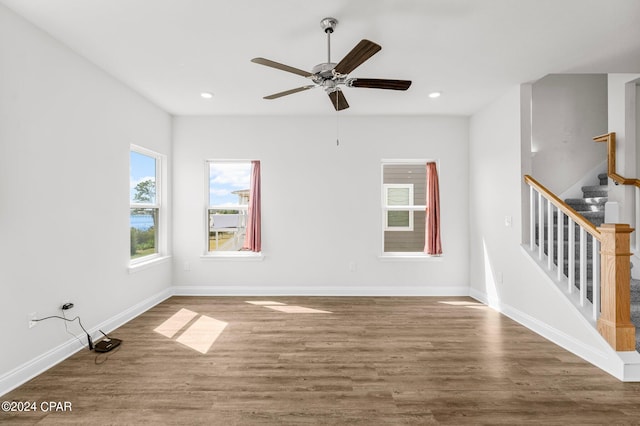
470;247;640;382
128;255;172;273
378;254;444;261
200;252;264;261
380;159;437;255
129;145;168;264
172;284;469;297
381;158;434;164
205;160;257;255
0;288;172;397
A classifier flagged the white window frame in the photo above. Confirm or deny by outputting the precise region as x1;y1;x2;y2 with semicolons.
380;159;433;258
129;145;167;267
383;183;414;231
203;159;263;260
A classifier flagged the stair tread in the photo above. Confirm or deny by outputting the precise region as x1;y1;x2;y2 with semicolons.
565;197;608;203
582;185;608;191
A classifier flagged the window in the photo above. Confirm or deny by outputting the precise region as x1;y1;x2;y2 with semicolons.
381;160;442;256
130;146;163;262
207;160;261;254
382;162;426;253
384;184;414;231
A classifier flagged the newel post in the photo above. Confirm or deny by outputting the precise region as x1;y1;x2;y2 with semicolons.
596;223;636;351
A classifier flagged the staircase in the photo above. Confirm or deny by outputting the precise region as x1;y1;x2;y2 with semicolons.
561;172;640;352
564;173;608;227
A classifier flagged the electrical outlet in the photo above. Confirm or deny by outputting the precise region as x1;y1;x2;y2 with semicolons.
28;312;37;328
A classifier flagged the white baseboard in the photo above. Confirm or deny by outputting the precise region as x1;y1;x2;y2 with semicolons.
0;288;173;397
469;287;640;381
171;284;471;297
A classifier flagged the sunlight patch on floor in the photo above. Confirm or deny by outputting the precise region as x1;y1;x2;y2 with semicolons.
265;305;333;314
247;301;332;314
175;315;228;354
438;301;484;306
154;308;227;354
154;308;198;338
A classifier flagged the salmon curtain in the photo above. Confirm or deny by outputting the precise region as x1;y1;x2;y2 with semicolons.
243;161;261;252
424;162;442;255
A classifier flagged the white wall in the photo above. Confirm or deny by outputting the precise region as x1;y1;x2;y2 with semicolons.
172;115;469;294
531;74;607;196
0;4;172;387
469;86;617;373
607;75;640;251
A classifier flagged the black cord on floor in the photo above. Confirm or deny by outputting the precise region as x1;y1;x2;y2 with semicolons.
32;315;94;349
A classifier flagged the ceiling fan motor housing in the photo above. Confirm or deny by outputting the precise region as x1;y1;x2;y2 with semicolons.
320;17;338;33
311;62;336;79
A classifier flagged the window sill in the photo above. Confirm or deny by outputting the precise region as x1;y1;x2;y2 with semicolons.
379;253;443;261
201;252;264;261
128;255;172;273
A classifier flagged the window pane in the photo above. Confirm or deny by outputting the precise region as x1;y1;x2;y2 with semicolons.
388;210;410;227
383;164;425;205
208;209;246;252
209;162;252;207
384;210;425;252
130;151;157;204
387;187;410;205
130;208;158;258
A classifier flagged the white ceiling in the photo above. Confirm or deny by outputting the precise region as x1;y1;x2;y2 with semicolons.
2;0;640;116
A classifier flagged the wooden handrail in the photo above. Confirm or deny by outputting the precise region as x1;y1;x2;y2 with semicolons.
524;175;600;239
525;169;636;351
594;132;640;187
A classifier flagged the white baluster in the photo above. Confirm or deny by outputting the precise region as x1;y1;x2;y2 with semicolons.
538;193;544;260
568;218;575;293
579;227;587;307
557;211;564;282
592;237;600;321
547;201;554;271
530;186;536;251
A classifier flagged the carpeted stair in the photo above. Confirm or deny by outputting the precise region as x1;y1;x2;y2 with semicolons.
567;173;640;352
632;279;640;352
538;172;640;352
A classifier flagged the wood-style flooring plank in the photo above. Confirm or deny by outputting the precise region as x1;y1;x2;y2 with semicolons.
3;296;640;424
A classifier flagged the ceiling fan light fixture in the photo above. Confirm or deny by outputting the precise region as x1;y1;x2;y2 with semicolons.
428;91;442;99
251;17;411;111
200;92;213;99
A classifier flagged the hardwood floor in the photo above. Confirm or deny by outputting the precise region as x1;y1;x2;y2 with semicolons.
4;296;640;424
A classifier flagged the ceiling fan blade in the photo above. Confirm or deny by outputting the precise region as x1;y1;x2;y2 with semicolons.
251;57;312;78
328;90;349;111
350;78;412;91
333;39;382;75
263;85;315;100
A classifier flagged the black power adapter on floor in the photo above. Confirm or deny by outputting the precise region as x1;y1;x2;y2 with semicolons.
94;330;122;353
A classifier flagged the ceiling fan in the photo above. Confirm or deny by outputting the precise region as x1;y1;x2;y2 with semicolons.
251;17;412;111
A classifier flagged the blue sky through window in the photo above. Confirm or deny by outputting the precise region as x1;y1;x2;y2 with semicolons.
130;151;157;203
209;162;251;206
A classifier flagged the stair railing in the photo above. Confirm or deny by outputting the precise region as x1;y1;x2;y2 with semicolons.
594;132;640;186
524;175;636;351
595;131;640;253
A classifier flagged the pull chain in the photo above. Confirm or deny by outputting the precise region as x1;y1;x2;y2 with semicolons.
336;96;340;146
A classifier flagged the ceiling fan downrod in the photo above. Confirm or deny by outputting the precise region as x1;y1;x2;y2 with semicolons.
320;17;338;63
